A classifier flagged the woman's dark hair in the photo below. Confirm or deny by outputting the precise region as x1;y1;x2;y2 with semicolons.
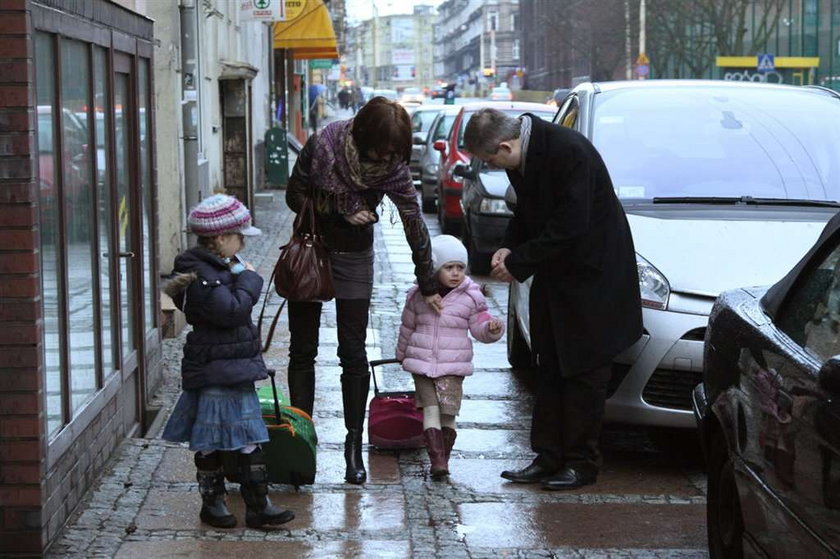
351;96;412;164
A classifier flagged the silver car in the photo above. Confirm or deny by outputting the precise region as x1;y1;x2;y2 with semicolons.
409;105;447;186
417;105;460;214
507;80;840;428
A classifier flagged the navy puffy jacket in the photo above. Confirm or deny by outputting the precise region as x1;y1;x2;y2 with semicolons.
167;247;269;390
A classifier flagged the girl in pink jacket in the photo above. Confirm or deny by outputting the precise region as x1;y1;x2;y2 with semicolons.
397;235;504;478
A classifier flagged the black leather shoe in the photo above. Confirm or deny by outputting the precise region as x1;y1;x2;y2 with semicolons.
500;461;558;484
541;466;596;490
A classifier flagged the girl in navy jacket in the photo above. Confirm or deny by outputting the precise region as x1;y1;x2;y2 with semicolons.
162;194;293;529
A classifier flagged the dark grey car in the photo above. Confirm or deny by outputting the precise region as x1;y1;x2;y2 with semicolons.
417;106;460;214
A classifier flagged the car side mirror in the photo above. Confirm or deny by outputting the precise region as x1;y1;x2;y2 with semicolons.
504;184;517;212
819;356;840;394
452;163;476;180
433;140;447;153
412;134;426;145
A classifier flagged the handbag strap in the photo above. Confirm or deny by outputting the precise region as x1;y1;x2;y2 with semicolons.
368;358;402;396
257;268;287;353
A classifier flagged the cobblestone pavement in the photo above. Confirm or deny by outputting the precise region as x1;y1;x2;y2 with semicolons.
46;111;709;558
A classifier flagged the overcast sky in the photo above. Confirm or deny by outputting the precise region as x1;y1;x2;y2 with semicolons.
344;0;443;25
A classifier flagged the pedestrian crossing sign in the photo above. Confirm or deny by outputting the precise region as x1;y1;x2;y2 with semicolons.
757;53;775;72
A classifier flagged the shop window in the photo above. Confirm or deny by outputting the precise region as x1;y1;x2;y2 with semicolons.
60;39;98;414
35;32;63;437
139;59;155;334
94;45;116;377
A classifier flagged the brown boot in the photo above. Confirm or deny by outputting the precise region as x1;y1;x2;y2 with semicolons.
424;428;448;479
442;427;457;461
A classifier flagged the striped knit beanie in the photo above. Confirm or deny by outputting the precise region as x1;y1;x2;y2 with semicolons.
187;194;261;237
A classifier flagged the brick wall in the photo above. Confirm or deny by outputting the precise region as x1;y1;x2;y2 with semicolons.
0;0;47;555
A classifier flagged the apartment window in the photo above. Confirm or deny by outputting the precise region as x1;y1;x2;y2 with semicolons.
511;13;517;31
489;11;498;32
513;39;520;60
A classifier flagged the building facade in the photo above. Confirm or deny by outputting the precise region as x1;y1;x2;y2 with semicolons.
346;5;437;91
435;0;521;94
0;0;160;553
146;0;274;274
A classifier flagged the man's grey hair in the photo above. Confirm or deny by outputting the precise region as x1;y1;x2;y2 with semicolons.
463;108;521;155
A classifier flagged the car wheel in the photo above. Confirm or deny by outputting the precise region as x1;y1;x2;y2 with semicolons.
507;287;532;369
707;427;744;559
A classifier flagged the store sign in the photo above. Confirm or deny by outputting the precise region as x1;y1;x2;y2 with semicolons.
309;59;333;70
240;0;285;21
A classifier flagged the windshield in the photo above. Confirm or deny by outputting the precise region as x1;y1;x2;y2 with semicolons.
593;86;840;202
458;110;554;149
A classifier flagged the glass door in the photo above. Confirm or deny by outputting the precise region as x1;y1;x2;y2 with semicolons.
113;54;140;431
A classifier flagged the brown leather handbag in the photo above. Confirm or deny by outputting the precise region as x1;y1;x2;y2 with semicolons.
273;196;335;302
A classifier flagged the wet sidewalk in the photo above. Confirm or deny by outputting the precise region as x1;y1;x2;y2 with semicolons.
46;157;708;558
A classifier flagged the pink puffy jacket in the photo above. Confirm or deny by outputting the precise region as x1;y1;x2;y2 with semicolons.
396;277;504;378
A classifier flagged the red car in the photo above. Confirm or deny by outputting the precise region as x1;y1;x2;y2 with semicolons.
432;101;556;234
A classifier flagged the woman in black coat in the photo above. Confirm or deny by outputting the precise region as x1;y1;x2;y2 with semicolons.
465;109;643;490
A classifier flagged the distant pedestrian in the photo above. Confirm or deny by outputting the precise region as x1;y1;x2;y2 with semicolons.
396;235;504;479
309;95;324;135
286;96;438;485
464;108;643;490
338;87;351;110
161;194;294;529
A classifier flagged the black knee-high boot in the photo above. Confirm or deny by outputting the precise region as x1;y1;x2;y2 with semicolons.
341;373;370;484
287;366;315;416
238;449;295;529
195;452;236;528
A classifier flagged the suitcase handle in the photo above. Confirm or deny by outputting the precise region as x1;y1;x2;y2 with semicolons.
266;369;282;420
369;358;402;396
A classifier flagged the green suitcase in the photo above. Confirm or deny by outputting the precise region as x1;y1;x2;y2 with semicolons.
224;370;317;489
261;370;317;488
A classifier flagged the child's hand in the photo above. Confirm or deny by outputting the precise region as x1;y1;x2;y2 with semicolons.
245;262;255;272
488;319;503;335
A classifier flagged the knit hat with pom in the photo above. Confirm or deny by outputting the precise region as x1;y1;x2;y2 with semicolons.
431;234;468;272
187;194;261;237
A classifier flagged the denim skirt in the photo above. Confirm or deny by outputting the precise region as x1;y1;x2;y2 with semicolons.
162;384;269;452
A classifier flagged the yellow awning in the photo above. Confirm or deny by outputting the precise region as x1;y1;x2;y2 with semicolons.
273;0;339;60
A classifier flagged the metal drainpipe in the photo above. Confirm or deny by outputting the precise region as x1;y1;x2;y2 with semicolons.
180;0;199;244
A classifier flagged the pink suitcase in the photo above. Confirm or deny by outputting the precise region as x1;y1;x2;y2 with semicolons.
367;358;425;449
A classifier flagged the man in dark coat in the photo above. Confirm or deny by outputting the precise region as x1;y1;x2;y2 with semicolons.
464;108;643;490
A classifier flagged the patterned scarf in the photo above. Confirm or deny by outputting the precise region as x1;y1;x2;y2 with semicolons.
309;119;414;215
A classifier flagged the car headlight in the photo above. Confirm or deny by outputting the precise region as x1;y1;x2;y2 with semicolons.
636;253;669;310
479;198;511;214
424;163;438;175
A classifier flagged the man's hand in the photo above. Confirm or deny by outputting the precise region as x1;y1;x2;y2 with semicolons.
424;294;443;314
344;210;377;226
490;248;514;283
488;319;503;335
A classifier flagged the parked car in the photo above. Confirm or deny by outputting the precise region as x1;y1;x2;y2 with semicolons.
409;105;446;186
400;87;426;105
694;211;840;557
418;105;460;214
430;85;446;99
489;86;513;101
457;157;513;274
373;88;398;102
434;101;554;235
507;80;840;428
546;87;571;106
